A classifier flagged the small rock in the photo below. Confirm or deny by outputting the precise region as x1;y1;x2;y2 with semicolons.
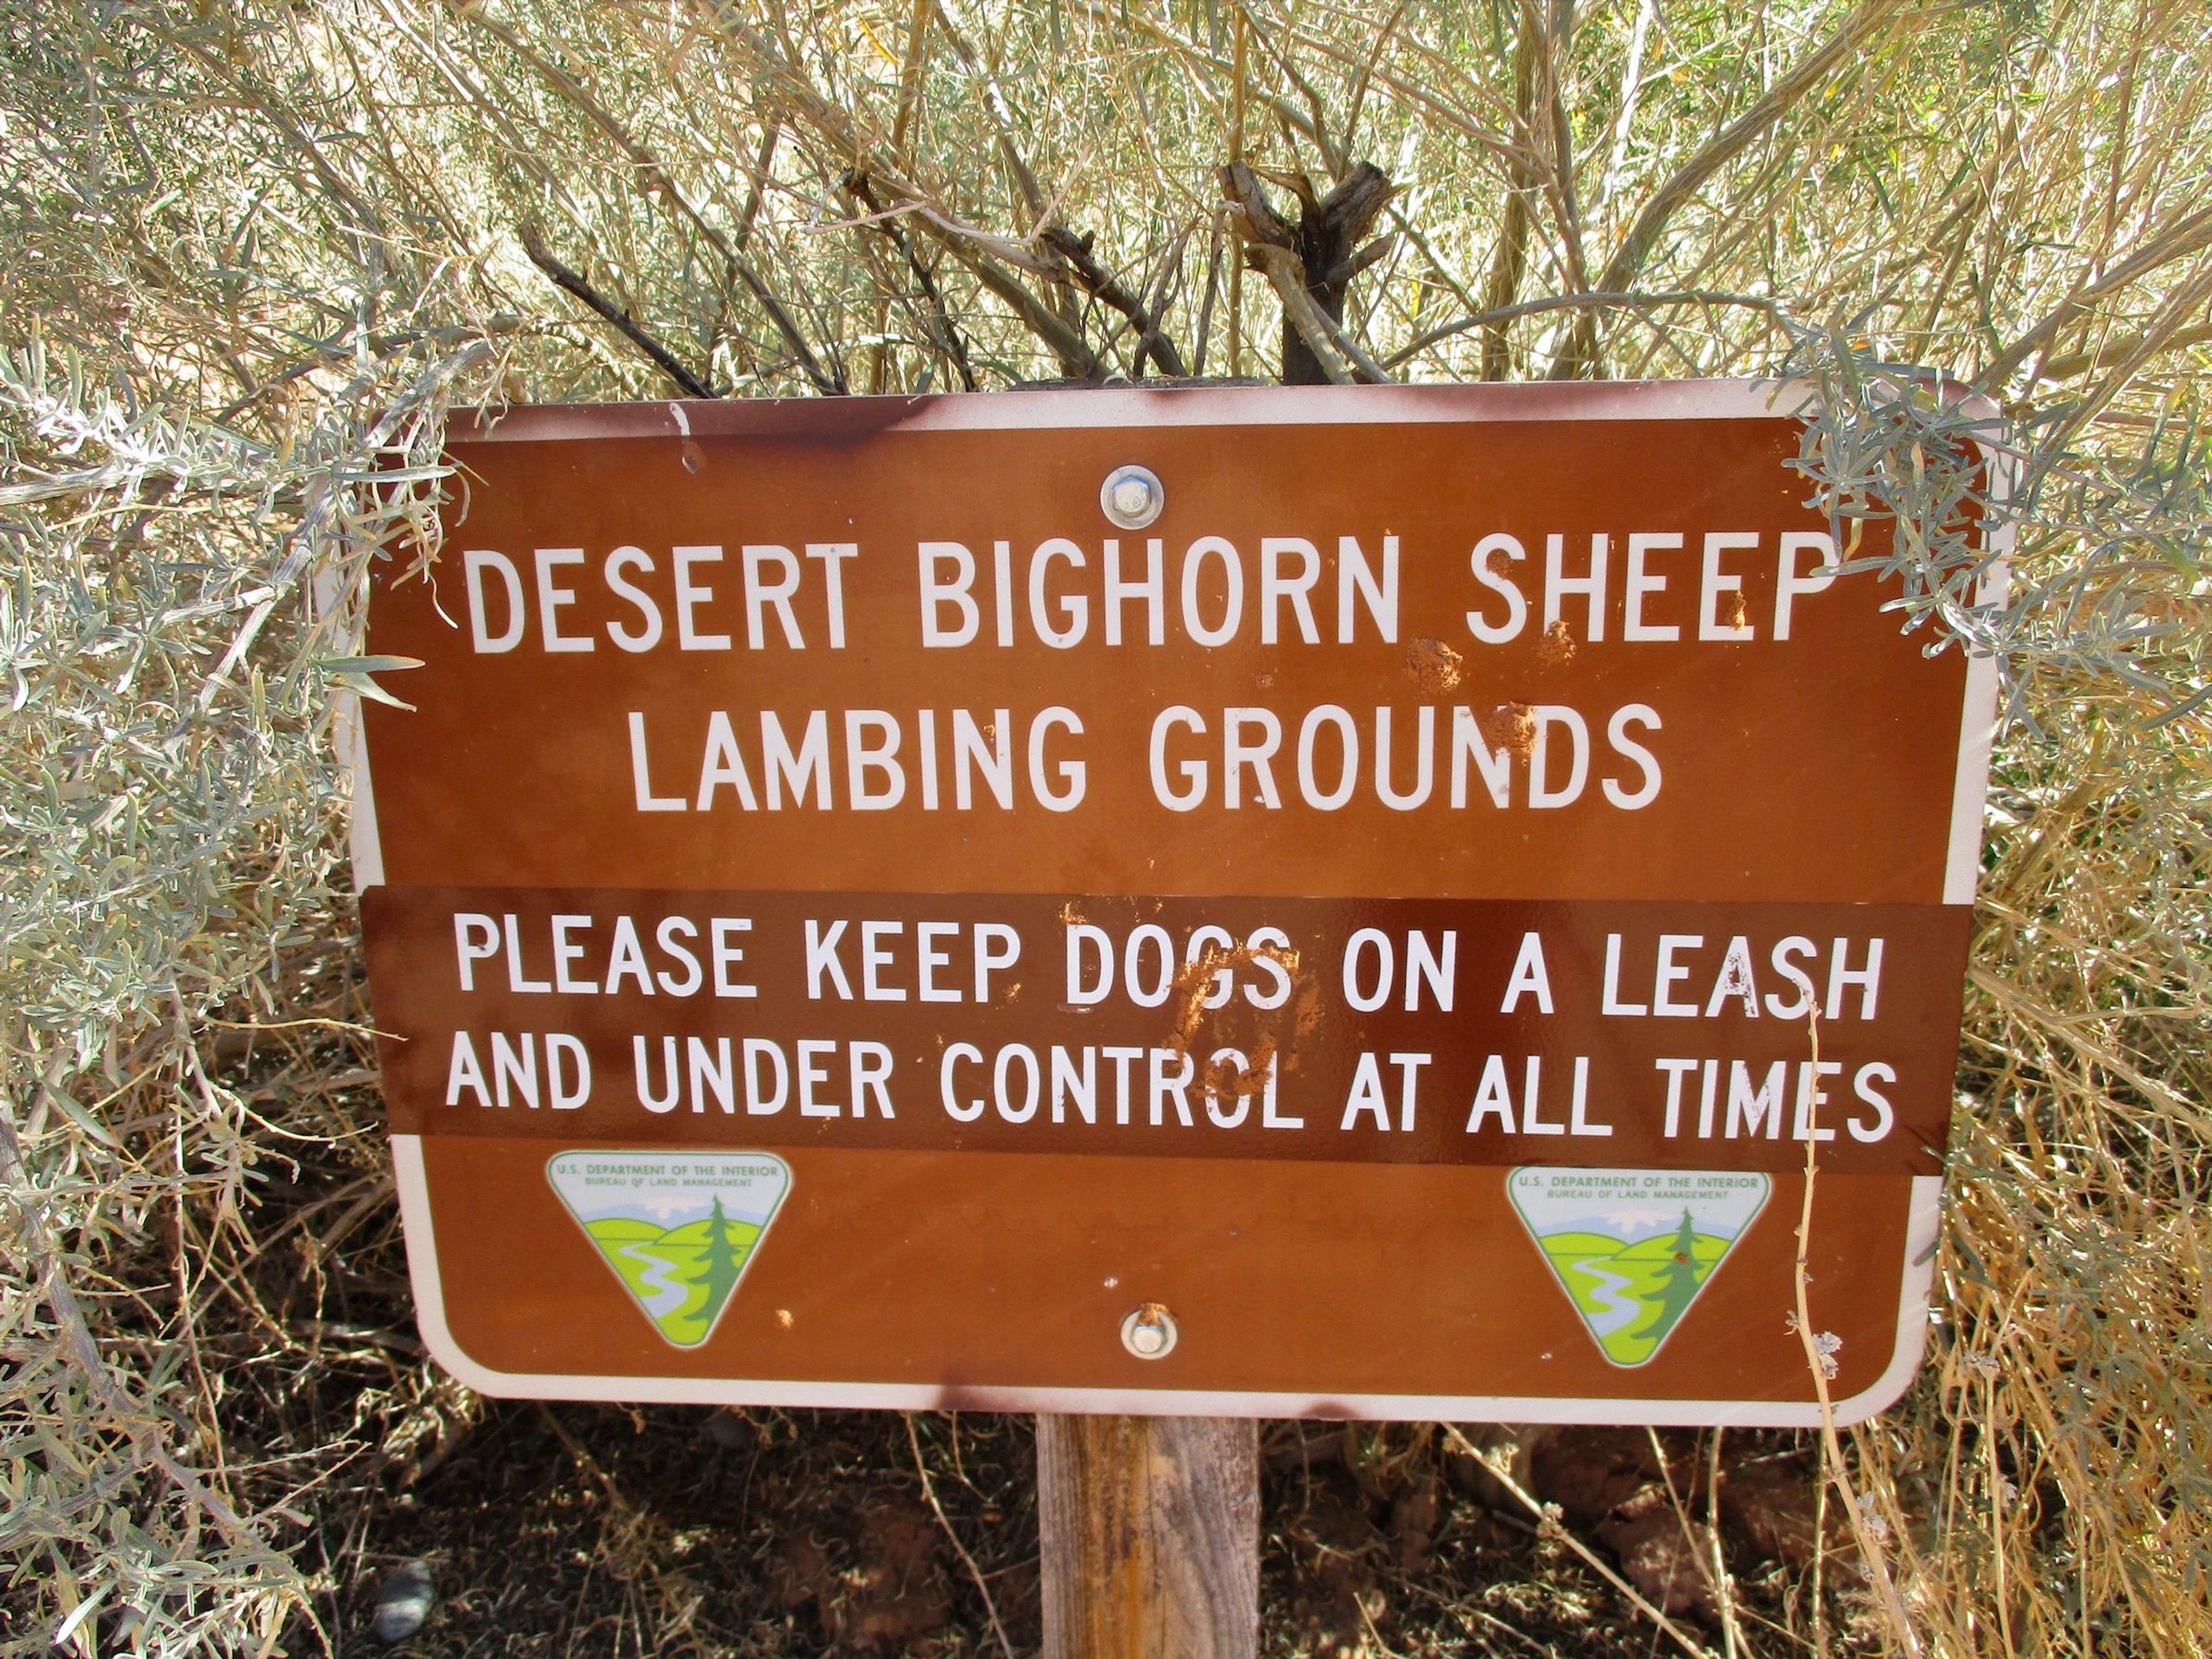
703;1408;750;1449
1527;1426;1663;1528
773;1488;950;1653
1718;1457;1862;1583
1595;1491;1720;1622
372;1560;434;1645
1389;1474;1440;1571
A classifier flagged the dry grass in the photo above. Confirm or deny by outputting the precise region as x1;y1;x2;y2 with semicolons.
3;0;2210;1653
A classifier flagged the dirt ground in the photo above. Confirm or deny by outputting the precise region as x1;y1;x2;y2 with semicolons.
281;1349;1878;1657
297;1393;1874;1657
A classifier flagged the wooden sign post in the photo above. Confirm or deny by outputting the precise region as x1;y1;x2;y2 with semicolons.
346;382;1999;1646
1038;1415;1257;1658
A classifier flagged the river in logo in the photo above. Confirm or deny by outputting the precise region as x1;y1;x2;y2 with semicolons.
548;1151;791;1347
1508;1168;1770;1367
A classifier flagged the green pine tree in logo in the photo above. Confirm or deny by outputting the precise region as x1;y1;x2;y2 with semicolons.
701;1195;743;1313
1635;1209;1704;1342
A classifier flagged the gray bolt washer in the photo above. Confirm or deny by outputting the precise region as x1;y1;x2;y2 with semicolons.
1100;464;1165;529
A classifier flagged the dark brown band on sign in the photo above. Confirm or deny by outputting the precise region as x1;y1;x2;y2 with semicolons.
365;887;1969;1176
414;1138;1916;1412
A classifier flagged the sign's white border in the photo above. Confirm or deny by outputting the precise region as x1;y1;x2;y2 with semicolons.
344;379;1999;1422
448;377;1808;440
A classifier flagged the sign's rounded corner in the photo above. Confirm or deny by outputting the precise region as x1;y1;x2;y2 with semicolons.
410;1294;540;1401
1824;1300;1936;1429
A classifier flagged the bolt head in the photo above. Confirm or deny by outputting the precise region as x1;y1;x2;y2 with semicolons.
1100;464;1164;529
1119;1302;1179;1359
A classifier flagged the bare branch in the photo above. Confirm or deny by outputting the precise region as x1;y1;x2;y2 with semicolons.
1221;160;1394;384
1244;243;1387;383
736;124;779;252
1538;0;1593;301
1482;6;1542;379
2039;260;2212;446
937;234;1107;380
1983;204;2212;387
454;0;842;393
846;172;980;391
1386;288;1782;370
519;226;718;398
2035;319;2212;381
1194;204;1227;377
1040;226;1189;377
1548;0;1912;377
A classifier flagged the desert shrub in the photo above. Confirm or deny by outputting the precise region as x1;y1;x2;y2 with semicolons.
2;0;2207;1652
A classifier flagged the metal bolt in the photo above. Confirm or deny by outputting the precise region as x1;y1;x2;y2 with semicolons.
1120;1302;1179;1359
1100;464;1165;529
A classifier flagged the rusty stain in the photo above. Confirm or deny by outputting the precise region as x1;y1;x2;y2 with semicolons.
1245;1033;1280;1084
1493;701;1537;760
1198;1031;1283;1107
1537;618;1576;666
1159;942;1302;1097
1404;635;1464;694
1162;946;1229;1054
1196;1050;1238;1098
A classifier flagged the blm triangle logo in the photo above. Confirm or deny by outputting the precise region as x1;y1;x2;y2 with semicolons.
1508;1168;1770;1367
548;1151;791;1348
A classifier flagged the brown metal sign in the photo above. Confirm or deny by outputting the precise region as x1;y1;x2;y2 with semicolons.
350;382;1999;1422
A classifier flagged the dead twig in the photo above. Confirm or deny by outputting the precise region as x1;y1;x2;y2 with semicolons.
1791;1009;1925;1658
1040;225;1189;377
518;226;718;399
904;1414;1014;1659
1440;1426;1720;1659
846;171;980;390
0;1101;268;1556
